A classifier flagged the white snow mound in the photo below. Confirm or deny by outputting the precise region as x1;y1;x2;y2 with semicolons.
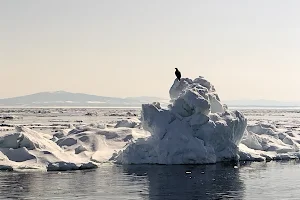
0;126;99;171
116;76;247;164
238;122;300;161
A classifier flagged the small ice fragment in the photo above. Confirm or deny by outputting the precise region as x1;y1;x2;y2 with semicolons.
186;171;192;174
234;166;238;169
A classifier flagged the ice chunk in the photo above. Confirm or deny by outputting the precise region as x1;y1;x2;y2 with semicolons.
0;126;100;171
169;76;224;114
114;118;140;128
238;144;266;161
116;76;247;164
79;162;98;170
47;162;79;171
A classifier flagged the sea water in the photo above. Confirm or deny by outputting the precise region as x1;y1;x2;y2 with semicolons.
1;161;300;199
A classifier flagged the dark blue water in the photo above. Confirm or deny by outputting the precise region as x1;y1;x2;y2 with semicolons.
0;161;300;199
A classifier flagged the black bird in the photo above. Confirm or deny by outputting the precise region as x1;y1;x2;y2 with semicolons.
175;68;181;81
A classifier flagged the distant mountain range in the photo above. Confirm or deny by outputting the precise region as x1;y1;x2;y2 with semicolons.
0;91;299;107
0;91;169;107
223;99;300;107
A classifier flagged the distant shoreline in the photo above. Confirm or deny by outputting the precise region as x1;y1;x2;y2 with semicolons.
0;106;142;109
0;105;300;110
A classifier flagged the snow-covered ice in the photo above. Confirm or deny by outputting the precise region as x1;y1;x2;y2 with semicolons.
114;118;140;128
0;123;148;171
1;76;300;171
0;126;98;171
116;76;247;164
116;76;300;164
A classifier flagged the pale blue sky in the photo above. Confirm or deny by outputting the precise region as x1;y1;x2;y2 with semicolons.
1;0;300;100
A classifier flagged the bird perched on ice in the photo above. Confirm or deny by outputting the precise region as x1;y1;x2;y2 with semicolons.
175;68;181;81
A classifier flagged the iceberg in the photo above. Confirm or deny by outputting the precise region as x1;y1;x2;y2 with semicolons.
116;76;247;164
114;76;300;164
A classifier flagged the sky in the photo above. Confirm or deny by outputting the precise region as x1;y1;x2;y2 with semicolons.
1;0;300;101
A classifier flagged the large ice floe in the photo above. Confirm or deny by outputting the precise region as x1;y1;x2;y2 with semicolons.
0;123;146;171
115;77;247;164
116;76;300;164
2;76;300;171
0;126;99;171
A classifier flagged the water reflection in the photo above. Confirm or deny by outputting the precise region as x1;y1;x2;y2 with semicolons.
0;169;100;199
0;162;249;200
0;167;147;200
0;172;33;199
123;162;247;200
